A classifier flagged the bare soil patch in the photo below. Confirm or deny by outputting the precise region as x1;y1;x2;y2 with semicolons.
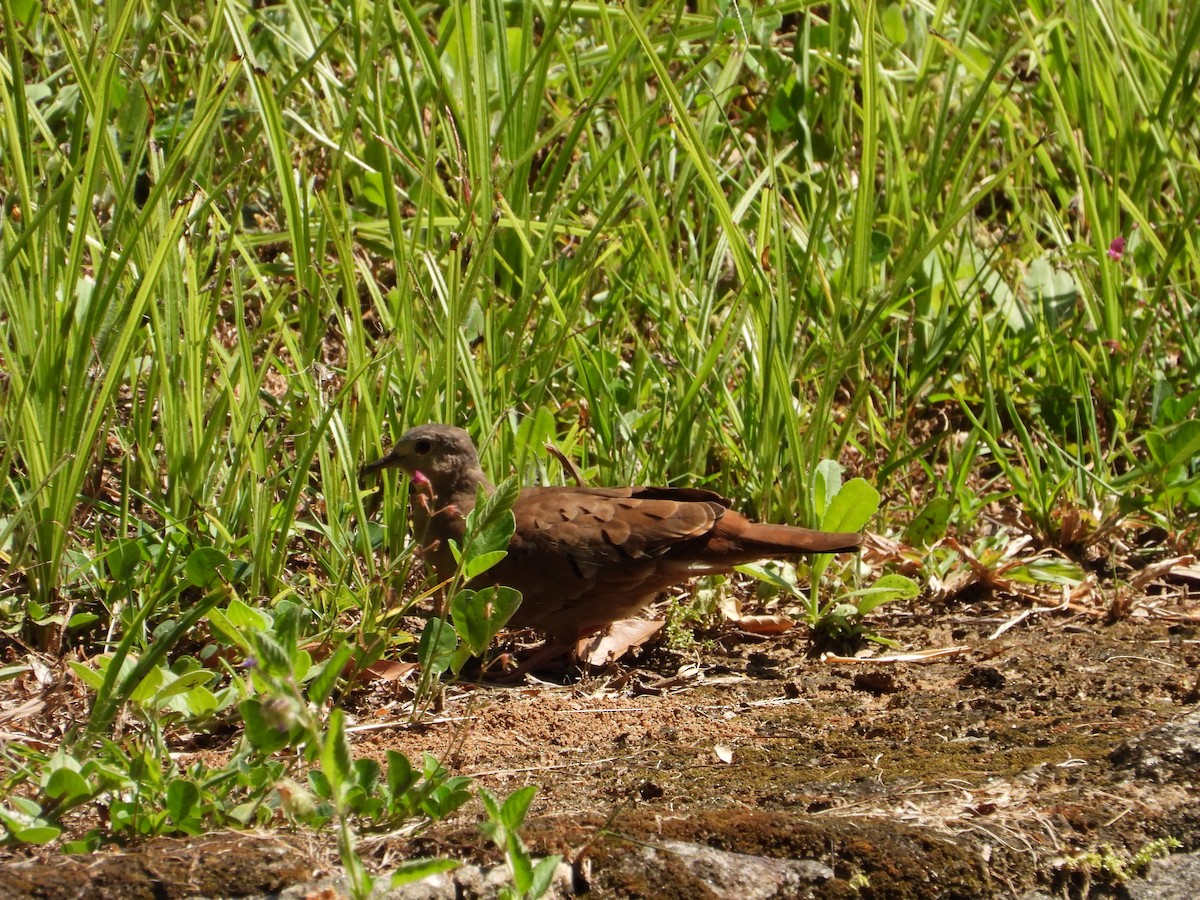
3;608;1198;898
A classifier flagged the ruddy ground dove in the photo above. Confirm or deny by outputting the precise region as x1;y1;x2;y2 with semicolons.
362;425;862;649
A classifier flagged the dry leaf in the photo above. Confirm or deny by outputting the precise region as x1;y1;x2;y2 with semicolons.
717;595;743;621
364;659;418;682
734;614;795;635
577;619;664;667
820;646;970;664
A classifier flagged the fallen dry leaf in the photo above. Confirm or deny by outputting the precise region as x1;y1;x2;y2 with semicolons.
820;646;970;664
364;659;419;682
577;619;665;667
734;614;795;635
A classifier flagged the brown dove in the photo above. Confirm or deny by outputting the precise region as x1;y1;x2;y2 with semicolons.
362;424;862;650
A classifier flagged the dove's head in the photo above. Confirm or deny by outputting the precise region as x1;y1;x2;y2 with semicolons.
361;424;492;501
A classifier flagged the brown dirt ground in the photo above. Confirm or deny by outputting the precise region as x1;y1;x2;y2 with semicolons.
3;597;1198;898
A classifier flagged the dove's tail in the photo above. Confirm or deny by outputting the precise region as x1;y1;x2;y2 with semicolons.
737;523;863;555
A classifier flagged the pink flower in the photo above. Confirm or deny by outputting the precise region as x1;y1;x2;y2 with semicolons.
1107;236;1126;260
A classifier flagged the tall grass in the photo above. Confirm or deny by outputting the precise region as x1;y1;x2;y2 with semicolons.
1;0;1198;846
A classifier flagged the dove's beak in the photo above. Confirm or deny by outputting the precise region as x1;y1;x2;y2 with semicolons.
359;448;405;482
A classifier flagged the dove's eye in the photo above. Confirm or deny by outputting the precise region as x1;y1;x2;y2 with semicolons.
414;439;432;455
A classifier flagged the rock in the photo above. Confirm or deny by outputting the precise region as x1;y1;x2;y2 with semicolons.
1110;709;1200;783
638;840;833;899
1125;850;1200;900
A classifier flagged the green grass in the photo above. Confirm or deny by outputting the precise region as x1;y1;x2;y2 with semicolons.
1;0;1198;865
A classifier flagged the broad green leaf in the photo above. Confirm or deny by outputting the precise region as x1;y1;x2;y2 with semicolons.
11;0;38;23
1006;559;1085;586
1024;257;1078;327
417;617;457;675
529;855;564;898
0;665;33;682
185;547;230;588
151;669;216;702
205;606;249;651
508;830;533;892
320;708;353;801
812;459;844;521
221;597;270;631
464;505;516;560
734;562;798;594
500;784;537;831
904;497;951;548
463;549;508;581
353;757;381;794
127;665;165;704
166;780;200;823
1146;420;1200;472
822;477;880;534
68;660;105;691
238;699;295;753
385;858;460;888
386;751;417;801
478;786;502;823
44;768;91;804
104;538;144;583
174;684;219;718
852;574;920;615
2;820;61;845
450;586;522;656
308;641;355;705
882;4;908;44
